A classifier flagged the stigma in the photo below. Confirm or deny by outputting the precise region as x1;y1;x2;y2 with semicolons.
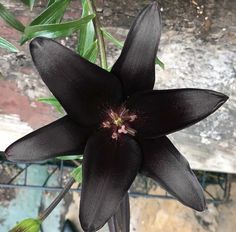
101;107;137;140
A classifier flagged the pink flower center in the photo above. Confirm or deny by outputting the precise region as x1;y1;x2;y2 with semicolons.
101;107;137;140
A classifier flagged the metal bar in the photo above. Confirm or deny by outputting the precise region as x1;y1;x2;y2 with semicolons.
24;164;27;185
0;159;231;204
7;164;30;184
59;160;64;187
42;166;58;187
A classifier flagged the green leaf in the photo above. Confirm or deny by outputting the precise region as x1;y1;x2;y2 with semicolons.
83;40;98;63
57;155;83;161
21;0;36;10
101;28;123;49
20;14;95;44
30;0;71;26
47;0;56;7
71;165;82;184
37;97;64;114
77;0;95;56
0;3;25;32
155;57;165;70
106;66;112;72
0;37;19;52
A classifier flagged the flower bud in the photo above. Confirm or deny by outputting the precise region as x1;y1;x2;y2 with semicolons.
9;218;41;232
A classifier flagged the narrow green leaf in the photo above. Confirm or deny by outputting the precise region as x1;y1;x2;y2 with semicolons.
101;28;123;49
106;66;112;72
30;0;71;26
37;97;64;114
71;165;83;184
47;0;56;7
57;155;83;161
155;57;165;70
0;3;25;32
21;0;36;10
83;40;98;63
20;14;95;44
0;37;19;52
77;0;95;56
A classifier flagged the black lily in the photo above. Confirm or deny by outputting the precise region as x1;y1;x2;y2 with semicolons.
5;2;228;232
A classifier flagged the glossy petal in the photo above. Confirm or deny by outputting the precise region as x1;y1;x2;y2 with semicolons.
80;131;141;231
111;2;161;97
5;116;92;162
127;89;228;138
108;193;130;232
30;37;123;126
140;136;206;211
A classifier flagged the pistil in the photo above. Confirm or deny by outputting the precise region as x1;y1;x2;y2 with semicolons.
101;107;137;140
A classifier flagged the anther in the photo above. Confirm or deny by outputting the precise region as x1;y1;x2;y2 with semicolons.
125;126;136;136
101;108;137;140
112;132;118;140
102;121;111;128
129;115;137;122
118;125;128;134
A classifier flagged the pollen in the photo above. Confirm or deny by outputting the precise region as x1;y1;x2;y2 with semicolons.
101;107;137;140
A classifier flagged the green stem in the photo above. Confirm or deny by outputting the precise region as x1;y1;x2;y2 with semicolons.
87;0;107;69
38;178;75;221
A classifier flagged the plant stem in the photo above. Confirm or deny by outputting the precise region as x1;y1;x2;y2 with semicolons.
38;178;75;221
87;0;107;69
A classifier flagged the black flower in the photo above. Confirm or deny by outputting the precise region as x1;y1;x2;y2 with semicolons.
5;3;228;232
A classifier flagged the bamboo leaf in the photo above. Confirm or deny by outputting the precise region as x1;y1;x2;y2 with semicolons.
0;3;25;32
20;14;95;44
57;155;83;160
71;165;83;184
30;0;71;26
83;40;98;63
155;57;165;70
0;37;19;52
77;0;95;56
47;0;56;7
37;97;64;114
101;28;123;49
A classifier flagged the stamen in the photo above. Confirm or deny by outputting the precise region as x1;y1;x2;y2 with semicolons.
101;108;137;140
119;107;129;117
129;115;137;122
102;121;111;128
126;126;136;136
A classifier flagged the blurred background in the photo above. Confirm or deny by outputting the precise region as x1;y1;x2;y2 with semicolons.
0;0;235;231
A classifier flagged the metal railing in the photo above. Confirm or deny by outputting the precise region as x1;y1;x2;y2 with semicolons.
0;153;231;204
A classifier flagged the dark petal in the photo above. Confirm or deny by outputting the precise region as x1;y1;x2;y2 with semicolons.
140;136;206;211
111;2;161;97
30;37;123;126
108;193;130;232
80;131;141;232
127;89;228;138
5;116;92;162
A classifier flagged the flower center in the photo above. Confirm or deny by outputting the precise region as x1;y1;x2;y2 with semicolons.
101;107;137;140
